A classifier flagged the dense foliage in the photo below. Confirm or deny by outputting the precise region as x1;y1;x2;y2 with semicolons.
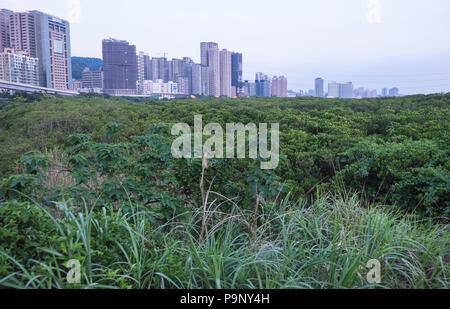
0;93;448;289
0;93;448;218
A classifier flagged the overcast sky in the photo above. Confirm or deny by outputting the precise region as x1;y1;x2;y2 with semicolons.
4;0;450;94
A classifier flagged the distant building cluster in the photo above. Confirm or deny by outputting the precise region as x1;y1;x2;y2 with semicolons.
93;39;289;99
241;73;287;98
0;9;72;90
291;77;401;99
327;81;354;99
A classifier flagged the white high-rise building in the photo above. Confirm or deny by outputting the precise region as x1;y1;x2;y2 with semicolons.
207;48;220;97
328;82;339;98
201;42;220;97
137;51;149;94
328;81;353;98
315;78;324;97
220;49;232;97
340;82;353;98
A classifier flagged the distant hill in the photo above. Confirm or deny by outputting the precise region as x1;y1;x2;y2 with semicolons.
71;57;103;80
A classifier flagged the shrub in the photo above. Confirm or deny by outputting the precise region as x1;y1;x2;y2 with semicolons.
337;139;449;219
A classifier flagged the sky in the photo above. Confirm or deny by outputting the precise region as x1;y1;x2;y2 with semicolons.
3;0;450;95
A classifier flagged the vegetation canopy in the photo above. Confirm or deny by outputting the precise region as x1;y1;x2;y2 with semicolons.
0;93;448;289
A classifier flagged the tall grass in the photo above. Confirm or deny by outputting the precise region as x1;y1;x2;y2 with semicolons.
0;192;448;289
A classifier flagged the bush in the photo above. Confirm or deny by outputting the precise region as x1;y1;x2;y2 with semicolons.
0;201;59;277
337;139;449;219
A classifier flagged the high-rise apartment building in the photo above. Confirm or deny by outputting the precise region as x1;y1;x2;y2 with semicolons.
231;52;243;96
315;78;324;97
340;82;353;98
0;48;39;85
201;65;209;96
256;80;271;97
144;54;152;80
6;10;72;90
182;57;193;94
207;48;220;97
191;63;209;96
328;81;353;98
102;38;137;96
389;87;399;97
191;63;201;95
0;9;11;52
168;58;183;82
137;51;149;94
201;42;218;66
255;73;271;97
271;76;288;97
32;11;72;90
8;12;37;58
177;76;190;95
150;57;168;82
328;82;339;97
244;80;256;97
354;87;373;98
201;42;220;97
143;53;151;80
219;49;232;97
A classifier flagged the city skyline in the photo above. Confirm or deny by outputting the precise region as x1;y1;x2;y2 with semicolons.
1;0;450;94
0;8;436;99
97;38;288;98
